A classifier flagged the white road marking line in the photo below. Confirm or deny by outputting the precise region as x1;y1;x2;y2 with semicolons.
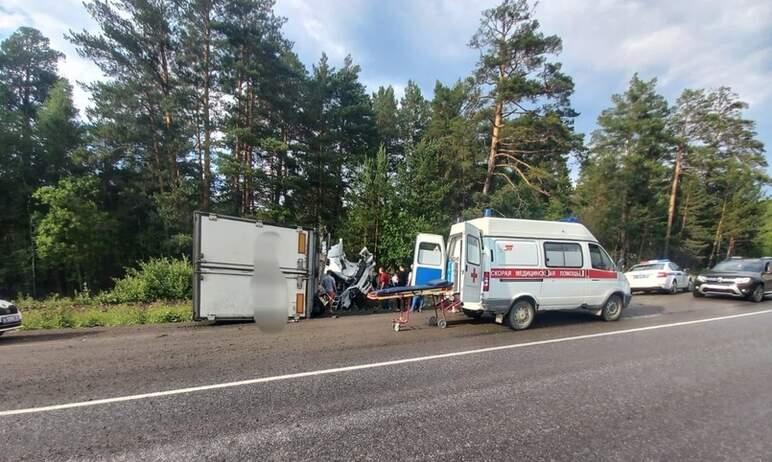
3;308;772;417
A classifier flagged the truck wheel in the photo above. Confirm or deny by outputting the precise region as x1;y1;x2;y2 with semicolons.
748;284;765;303
462;309;483;319
693;289;704;298
601;295;623;321
506;300;535;331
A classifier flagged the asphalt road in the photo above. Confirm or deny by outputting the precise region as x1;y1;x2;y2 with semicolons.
2;293;772;461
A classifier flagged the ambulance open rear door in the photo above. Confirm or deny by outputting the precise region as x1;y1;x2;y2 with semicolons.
411;234;446;285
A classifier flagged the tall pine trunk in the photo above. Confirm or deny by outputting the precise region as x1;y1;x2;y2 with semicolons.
725;235;736;259
482;100;503;196
709;199;727;267
201;12;212;210
664;146;684;257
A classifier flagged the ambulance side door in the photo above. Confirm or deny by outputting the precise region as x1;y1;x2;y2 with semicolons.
586;243;619;307
540;241;587;309
460;223;483;308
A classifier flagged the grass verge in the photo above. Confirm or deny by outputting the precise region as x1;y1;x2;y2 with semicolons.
15;297;192;330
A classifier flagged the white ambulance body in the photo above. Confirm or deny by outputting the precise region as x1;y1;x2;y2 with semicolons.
412;217;631;330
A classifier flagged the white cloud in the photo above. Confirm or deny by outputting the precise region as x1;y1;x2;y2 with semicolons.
275;0;367;65
0;9;27;30
400;0;772;107
534;0;772;105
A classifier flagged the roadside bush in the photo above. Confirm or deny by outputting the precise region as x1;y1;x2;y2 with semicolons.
102;256;192;303
19;302;191;330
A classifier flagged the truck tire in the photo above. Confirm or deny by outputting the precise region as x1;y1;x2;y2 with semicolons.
601;294;623;321
748;284;765;303
693;289;704;298
506;300;535;331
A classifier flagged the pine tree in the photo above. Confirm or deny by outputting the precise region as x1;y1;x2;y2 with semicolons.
0;27;66;296
371;85;400;162
469;0;577;197
397;80;430;149
425;80;486;219
577;75;673;263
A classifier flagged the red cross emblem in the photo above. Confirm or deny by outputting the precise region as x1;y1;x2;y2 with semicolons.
471;268;478;282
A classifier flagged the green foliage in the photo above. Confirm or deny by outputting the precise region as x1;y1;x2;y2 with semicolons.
577;75;673;262
18;298;191;330
103;257;193;303
757;200;772;256
0;1;768;305
469;0;579;197
33;176;116;289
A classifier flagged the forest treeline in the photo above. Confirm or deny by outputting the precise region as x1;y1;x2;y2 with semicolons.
1;0;769;298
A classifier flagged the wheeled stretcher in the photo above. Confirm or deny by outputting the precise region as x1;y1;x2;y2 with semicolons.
366;279;462;332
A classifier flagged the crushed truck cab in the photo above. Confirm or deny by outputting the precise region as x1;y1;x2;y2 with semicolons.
412;217;631;330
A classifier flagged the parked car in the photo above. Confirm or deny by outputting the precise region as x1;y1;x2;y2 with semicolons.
693;257;772;302
624;259;691;294
0;299;22;336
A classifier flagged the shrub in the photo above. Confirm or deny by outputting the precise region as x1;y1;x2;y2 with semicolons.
103;256;192;303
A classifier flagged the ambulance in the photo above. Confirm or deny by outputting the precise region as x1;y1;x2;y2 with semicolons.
411;217;631;330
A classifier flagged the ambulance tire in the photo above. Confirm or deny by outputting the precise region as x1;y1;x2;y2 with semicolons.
506;299;535;331
601;294;623;322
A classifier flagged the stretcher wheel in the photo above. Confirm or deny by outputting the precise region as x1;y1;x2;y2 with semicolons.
437;319;447;329
427;316;437;326
393;322;400;332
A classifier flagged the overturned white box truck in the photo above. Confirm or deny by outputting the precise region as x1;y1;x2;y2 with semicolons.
192;212;319;321
192;212;375;322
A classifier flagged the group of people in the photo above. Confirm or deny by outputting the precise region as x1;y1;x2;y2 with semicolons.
376;265;410;291
376;265;423;312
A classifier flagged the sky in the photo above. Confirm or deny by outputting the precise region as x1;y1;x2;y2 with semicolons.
1;0;771;179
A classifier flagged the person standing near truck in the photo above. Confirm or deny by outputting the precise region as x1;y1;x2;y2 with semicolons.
319;270;337;316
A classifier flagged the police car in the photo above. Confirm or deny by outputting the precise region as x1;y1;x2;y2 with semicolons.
624;260;690;294
0;299;22;336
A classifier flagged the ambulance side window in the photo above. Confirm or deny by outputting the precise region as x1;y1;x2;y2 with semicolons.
494;240;538;266
544;242;583;268
588;243;614;270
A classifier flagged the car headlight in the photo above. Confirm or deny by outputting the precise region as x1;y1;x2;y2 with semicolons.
734;277;751;284
697;275;706;282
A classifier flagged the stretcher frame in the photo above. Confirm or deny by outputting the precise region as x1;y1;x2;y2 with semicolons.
367;287;462;332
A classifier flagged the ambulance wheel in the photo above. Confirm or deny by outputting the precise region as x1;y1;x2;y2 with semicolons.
437;319;447;329
427;316;437;326
601;295;623;322
506;300;535;330
669;281;678;294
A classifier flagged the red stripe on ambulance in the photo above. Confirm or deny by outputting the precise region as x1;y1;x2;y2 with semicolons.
491;268;616;279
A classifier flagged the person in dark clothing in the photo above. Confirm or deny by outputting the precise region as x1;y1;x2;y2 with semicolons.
396;264;409;287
